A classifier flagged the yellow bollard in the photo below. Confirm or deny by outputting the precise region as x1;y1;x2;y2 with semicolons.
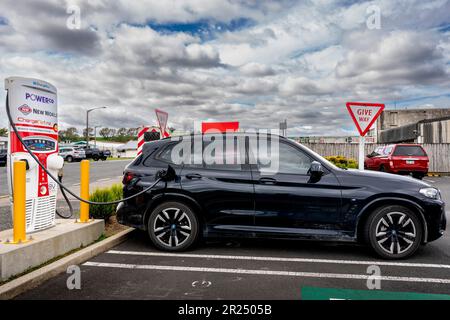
13;161;27;244
79;160;90;223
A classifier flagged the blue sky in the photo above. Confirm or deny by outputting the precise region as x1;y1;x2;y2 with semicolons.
0;0;449;136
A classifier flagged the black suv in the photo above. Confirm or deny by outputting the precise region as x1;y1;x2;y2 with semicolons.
0;148;6;167
117;133;446;259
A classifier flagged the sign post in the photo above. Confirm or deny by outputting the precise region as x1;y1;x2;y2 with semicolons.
346;102;385;170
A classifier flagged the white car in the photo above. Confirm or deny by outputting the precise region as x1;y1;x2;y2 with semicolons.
59;147;86;162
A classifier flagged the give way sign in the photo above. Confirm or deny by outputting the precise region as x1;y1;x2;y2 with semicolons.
346;102;385;136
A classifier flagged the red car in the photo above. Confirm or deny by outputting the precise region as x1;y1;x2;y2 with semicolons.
364;144;429;179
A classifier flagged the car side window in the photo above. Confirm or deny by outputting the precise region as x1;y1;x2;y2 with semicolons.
258;141;312;175
384;147;393;155
202;136;244;171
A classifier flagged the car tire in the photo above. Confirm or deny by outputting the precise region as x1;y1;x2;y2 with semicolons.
412;173;424;180
147;202;199;252
66;156;73;163
93;156;99;161
364;205;422;259
379;165;386;172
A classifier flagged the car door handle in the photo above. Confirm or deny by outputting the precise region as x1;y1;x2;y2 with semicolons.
186;173;202;180
258;177;277;184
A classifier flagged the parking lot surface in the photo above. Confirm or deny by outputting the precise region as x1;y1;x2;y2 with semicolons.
16;176;450;300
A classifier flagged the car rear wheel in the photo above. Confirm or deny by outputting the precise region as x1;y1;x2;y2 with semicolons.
66;155;73;163
379;165;386;172
412;173;424;180
364;205;422;259
147;202;199;251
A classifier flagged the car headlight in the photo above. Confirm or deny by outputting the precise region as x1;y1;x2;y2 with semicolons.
419;187;441;200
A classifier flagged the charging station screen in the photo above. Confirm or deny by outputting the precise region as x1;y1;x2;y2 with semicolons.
23;138;56;152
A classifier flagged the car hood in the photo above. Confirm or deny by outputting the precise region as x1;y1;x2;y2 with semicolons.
339;169;431;188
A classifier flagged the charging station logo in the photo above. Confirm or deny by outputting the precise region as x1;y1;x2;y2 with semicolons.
25;93;55;104
18;104;32;115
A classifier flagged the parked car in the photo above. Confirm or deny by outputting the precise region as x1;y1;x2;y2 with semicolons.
0;148;7;167
365;144;429;179
77;146;109;161
116;133;446;259
59;146;86;162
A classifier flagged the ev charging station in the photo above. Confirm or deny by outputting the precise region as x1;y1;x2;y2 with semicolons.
5;77;64;233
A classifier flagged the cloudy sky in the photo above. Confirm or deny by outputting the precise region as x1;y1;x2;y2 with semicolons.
0;0;449;136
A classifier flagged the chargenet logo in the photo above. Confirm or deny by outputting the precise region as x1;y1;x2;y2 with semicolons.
25;93;55;104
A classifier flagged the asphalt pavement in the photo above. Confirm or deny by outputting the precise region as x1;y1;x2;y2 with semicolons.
15;176;450;300
0;159;131;197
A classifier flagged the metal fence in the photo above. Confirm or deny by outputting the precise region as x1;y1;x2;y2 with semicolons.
302;143;450;173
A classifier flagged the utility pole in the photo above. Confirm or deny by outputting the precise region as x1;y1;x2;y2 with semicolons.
86;107;107;148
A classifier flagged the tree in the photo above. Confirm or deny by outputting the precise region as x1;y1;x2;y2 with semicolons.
83;127;94;139
99;127;110;139
126;127;139;137
108;128;116;138
58;127;79;142
0;128;7;137
117;128;127;137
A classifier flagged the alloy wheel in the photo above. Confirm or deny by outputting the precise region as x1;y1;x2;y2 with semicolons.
375;212;417;255
153;208;192;247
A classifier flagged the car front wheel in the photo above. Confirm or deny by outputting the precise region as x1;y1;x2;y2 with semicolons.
147;202;199;251
364;205;422;259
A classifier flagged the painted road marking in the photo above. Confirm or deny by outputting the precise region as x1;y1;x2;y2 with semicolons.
96;178;111;182
107;250;450;269
82;261;450;284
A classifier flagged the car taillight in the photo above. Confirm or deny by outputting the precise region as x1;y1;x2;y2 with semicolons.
123;172;135;185
390;161;394;167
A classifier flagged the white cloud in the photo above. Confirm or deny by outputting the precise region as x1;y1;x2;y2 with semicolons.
0;0;449;137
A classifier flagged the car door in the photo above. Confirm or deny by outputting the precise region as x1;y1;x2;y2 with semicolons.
59;148;68;158
251;139;342;236
180;135;255;234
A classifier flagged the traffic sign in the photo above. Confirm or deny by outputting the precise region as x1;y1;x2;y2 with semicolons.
155;108;170;138
346;102;385;136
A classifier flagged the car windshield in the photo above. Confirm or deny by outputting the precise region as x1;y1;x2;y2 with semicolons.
393;145;426;156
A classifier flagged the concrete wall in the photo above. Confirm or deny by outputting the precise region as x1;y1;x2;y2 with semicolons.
377;108;450;131
419;119;450;143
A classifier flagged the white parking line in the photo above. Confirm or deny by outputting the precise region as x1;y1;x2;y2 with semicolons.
82;261;450;284
107;250;450;269
96;178;111;182
424;179;435;183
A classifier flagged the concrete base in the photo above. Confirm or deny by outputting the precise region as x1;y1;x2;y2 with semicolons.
0;219;104;281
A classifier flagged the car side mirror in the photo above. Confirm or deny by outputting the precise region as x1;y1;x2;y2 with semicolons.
308;161;324;180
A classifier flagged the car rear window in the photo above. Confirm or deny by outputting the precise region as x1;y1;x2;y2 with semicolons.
393;146;426;156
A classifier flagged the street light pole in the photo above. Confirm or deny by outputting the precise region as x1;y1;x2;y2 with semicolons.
94;126;101;148
86;107;107;148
